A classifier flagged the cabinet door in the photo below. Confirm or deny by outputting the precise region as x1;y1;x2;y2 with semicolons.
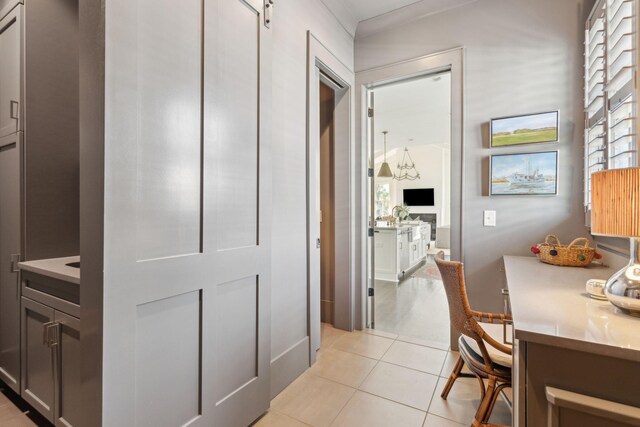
0;5;22;138
399;234;410;272
54;311;80;427
21;297;55;422
0;133;21;393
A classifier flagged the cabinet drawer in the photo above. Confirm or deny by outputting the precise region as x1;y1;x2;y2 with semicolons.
21;270;79;318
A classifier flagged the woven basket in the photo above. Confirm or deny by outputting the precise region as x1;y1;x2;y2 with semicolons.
533;235;595;267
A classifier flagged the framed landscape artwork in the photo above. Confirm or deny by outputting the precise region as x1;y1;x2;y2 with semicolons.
490;111;559;147
490;151;558;196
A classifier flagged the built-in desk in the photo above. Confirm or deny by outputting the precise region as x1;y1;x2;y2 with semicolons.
504;256;640;427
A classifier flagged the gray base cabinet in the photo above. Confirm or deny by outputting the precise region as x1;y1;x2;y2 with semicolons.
0;4;22;139
21;296;80;426
0;132;22;393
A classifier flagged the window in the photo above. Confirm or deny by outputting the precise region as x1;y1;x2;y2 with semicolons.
375;183;390;218
584;0;638;214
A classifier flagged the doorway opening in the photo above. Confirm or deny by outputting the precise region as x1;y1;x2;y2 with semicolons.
306;34;355;365
319;81;336;326
367;71;453;349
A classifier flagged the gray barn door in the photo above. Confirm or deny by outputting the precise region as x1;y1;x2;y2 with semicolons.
102;0;271;426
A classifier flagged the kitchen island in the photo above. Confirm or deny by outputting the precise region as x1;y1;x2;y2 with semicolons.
374;222;431;282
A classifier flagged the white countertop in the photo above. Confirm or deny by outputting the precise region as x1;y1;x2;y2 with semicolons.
19;256;80;285
504;256;640;362
375;222;431;231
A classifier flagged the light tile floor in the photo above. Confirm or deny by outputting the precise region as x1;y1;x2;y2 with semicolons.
257;323;512;427
0;326;511;427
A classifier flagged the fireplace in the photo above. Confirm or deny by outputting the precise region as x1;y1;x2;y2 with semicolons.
412;213;437;241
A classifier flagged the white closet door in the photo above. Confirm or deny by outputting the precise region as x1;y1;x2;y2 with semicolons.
102;0;271;425
0;5;22;138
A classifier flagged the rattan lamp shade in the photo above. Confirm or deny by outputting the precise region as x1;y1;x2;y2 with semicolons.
591;168;640;237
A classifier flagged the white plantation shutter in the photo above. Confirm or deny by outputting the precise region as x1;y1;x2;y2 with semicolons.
585;0;607;209
606;0;638;169
584;0;639;213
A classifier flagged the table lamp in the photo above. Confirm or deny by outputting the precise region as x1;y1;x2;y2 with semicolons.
591;167;640;316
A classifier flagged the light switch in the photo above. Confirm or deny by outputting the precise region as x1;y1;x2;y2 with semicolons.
484;210;496;227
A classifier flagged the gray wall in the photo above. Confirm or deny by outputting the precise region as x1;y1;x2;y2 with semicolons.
25;0;79;260
270;0;352;375
355;0;594;313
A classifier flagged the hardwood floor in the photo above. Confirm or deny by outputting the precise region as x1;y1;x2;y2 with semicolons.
373;256;450;350
0;384;50;426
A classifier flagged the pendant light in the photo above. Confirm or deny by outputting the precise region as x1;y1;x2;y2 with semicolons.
378;131;393;178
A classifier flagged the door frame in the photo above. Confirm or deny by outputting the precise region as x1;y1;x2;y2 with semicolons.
355;48;465;336
306;32;355;364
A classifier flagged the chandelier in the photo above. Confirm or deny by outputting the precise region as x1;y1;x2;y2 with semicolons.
394;146;420;181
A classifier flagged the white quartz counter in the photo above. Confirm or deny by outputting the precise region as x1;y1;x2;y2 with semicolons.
19;256;80;285
504;255;640;361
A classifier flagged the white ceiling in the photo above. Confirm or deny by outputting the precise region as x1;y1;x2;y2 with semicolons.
321;0;478;37
373;72;451;155
340;0;424;22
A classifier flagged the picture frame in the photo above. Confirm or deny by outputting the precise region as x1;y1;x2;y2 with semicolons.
490;111;559;148
490;151;559;196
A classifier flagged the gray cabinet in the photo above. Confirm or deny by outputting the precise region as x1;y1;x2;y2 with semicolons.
0;4;22;139
21;297;54;419
21;296;80;426
0;132;22;393
54;311;81;427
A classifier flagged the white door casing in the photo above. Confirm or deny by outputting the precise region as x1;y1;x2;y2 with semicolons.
307;32;355;363
356;48;465;334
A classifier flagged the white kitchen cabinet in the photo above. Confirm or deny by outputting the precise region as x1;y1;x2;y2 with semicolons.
374;229;400;282
375;224;430;283
0;4;22;139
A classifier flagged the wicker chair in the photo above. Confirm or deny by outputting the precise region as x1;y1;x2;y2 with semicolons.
434;252;512;427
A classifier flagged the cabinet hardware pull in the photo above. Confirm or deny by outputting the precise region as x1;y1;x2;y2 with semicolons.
9;100;18;119
49;323;60;347
10;254;20;273
43;322;55;346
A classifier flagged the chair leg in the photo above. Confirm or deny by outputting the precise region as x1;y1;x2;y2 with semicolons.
483;383;510;423
441;355;465;399
473;375;497;426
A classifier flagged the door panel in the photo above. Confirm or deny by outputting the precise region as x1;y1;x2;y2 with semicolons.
135;0;202;261
55;311;81;427
367;91;375;328
103;0;271;425
214;276;258;403
0;5;21;138
203;0;271;424
135;292;201;427
214;0;259;251
21;297;55;422
0;133;21;392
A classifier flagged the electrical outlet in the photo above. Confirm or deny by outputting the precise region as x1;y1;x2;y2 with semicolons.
484;210;497;227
